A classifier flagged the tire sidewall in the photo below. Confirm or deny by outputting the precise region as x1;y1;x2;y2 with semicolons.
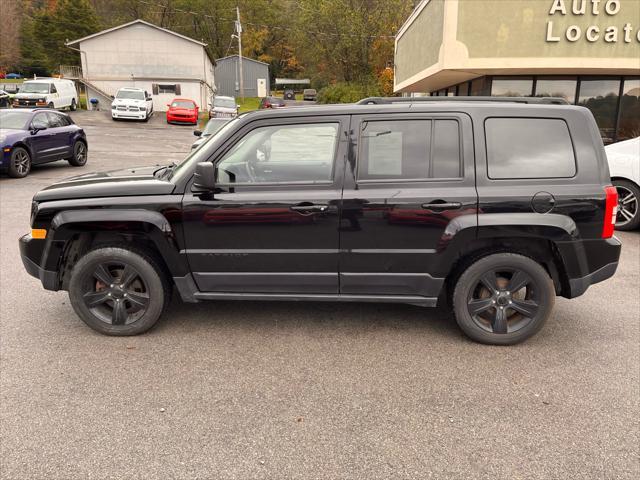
70;99;77;111
453;253;555;345
8;147;31;178
68;247;166;335
69;140;88;166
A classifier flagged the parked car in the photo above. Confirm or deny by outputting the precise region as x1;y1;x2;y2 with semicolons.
2;84;19;95
606;137;640;230
111;87;154;121
210;96;238;118
19;98;621;345
303;89;317;101
0;90;11;108
283;89;295;100
166;98;199;125
5;73;22;79
13;78;78;110
0;109;87;178
259;96;286;109
192;118;231;149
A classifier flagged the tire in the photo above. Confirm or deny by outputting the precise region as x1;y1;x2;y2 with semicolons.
613;179;640;231
8;147;31;178
68;246;171;336
48;102;54;109
68;140;87;167
143;113;149;122
70;98;77;111
452;253;555;345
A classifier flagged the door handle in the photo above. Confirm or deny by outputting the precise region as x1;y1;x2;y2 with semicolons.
421;201;463;211
290;203;329;214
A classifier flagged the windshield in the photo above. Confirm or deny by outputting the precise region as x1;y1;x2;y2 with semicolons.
203;118;230;136
169;117;241;182
214;97;236;109
20;82;50;94
116;90;145;100
171;100;195;108
0;110;31;129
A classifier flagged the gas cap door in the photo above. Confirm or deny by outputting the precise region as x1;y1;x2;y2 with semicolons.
531;191;556;214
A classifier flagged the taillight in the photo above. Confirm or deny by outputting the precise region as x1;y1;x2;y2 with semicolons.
602;185;618;238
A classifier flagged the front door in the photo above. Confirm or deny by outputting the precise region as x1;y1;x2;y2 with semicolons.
339;113;477;299
181;115;349;294
28;112;56;163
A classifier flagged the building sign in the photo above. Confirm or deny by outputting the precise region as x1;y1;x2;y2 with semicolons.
546;0;640;43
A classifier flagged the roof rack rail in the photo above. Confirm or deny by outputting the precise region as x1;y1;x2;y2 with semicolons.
357;96;570;105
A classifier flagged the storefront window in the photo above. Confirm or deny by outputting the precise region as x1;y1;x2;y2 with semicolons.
534;78;577;103
458;82;470;96
491;78;533;97
578;79;620;144
470;77;490;96
617;79;640;141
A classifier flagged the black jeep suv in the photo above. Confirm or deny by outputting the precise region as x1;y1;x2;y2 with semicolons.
19;98;621;344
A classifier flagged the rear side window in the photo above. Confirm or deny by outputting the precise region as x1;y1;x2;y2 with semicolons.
357;119;461;181
485;118;576;179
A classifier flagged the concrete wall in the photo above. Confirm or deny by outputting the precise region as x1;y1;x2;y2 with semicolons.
88;79;206;112
214;56;270;98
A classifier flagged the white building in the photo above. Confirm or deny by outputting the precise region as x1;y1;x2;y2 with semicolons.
65;19;215;112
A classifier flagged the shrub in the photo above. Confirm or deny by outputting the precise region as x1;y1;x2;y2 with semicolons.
316;80;383;104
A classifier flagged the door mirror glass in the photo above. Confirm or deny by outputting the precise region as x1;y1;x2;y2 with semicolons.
193;130;202;137
193;162;215;191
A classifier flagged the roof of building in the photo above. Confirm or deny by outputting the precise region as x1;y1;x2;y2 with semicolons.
65;19;207;48
215;55;269;66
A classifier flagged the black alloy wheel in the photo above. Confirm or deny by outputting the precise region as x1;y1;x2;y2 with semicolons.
8;147;31;178
68;141;87;166
69;247;170;335
453;253;555;345
613;179;640;231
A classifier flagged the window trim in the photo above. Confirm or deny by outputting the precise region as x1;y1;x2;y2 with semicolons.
484;116;578;181
213;120;343;188
355;117;464;184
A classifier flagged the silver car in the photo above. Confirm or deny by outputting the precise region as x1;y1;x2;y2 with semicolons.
191;118;231;149
209;96;238;118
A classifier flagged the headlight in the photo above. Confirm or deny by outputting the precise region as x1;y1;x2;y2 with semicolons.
112;104;116;110
139;106;147;111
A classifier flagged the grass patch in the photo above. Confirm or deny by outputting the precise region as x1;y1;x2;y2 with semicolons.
0;79;24;84
238;97;260;113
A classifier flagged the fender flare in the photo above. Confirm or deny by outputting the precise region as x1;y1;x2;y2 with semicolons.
44;209;188;277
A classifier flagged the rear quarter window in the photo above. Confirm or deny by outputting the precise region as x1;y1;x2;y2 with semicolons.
485;117;576;179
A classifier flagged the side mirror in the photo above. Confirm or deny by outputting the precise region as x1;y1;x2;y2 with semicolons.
31;125;47;134
147;96;152;101
193;130;202;137
110;95;114;99
193;162;215;191
236;104;241;109
166;104;170;107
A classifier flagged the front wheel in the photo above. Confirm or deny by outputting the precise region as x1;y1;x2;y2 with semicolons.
48;102;54;109
70;98;77;111
452;253;555;345
68;140;87;166
8;147;31;178
613;179;640;231
69;246;171;335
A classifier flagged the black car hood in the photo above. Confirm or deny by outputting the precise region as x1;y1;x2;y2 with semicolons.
34;166;175;202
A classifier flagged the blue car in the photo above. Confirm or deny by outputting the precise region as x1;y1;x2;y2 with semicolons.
0;109;87;178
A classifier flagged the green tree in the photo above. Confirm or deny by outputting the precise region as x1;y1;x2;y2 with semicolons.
50;0;101;69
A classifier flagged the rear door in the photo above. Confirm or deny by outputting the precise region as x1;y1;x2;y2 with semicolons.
339;112;477;299
181;115;349;294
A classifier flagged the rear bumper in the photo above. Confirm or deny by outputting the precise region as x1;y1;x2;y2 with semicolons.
19;233;59;291
559;236;621;298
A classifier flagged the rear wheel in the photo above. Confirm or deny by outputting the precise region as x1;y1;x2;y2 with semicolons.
453;253;555;345
70;99;77;111
8;147;31;178
68;140;87;167
69;246;170;335
613;179;640;231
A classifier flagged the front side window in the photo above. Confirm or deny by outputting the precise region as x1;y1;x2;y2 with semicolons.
46;112;64;128
485;118;576;179
31;113;49;129
215;123;339;185
357;119;461;181
50;84;57;94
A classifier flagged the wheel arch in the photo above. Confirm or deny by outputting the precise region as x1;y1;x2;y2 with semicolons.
45;209;188;290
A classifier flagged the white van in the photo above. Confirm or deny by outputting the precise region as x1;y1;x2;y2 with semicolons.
13;78;79;110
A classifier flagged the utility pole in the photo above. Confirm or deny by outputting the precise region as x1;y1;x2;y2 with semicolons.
236;6;244;101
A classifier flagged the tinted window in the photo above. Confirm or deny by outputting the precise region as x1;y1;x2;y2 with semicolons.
618;79;640;141
46;112;67;127
216;123;339;185
357;119;461;181
491;78;533;97
534;77;577;103
578;79;620;144
485;118;576;179
50;84;57;94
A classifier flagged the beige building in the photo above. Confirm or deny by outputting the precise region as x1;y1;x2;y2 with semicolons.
394;0;640;143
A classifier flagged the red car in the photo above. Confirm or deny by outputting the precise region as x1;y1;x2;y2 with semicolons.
166;98;199;125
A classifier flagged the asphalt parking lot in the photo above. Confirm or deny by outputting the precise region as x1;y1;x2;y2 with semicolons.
1;111;638;479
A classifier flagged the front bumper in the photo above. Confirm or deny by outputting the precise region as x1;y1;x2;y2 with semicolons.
167;114;197;124
19;233;59;291
112;110;147;120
